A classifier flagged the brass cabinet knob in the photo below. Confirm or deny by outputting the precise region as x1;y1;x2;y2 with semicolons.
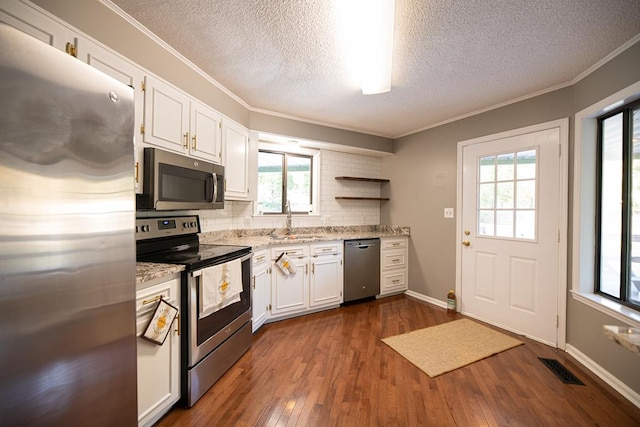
462;240;471;246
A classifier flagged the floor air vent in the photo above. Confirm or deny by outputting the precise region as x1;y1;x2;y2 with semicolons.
538;358;585;385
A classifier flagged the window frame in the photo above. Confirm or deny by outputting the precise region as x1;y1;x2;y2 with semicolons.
255;142;320;216
595;99;640;311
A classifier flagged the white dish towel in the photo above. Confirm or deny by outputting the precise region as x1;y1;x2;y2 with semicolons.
199;258;243;319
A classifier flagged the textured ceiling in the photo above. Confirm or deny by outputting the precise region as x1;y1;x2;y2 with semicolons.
109;0;640;138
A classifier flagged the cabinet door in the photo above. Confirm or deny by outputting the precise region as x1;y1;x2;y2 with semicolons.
0;1;77;53
310;253;343;307
136;278;181;427
271;257;308;316
143;75;190;153
190;99;222;164
252;266;270;332
79;39;146;193
222;119;250;200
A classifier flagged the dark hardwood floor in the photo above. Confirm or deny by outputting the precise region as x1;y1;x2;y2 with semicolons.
158;295;640;426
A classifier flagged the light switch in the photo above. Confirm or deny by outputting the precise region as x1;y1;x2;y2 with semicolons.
444;208;454;218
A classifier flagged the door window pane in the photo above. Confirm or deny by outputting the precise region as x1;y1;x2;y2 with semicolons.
479;183;495;209
480;156;496;182
517;180;536;209
477;148;537;240
496;210;514;237
479;210;495;236
496;182;514;209
497;153;515;181
516;150;536;179
515;211;536;239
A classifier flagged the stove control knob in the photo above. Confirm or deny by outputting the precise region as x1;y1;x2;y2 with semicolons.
142;225;150;232
183;222;189;228
190;222;197;228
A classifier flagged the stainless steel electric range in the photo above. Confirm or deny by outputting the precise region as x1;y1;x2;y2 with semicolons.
136;215;252;407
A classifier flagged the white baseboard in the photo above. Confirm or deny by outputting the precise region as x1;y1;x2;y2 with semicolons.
565;344;640;409
404;290;447;308
405;290;640;409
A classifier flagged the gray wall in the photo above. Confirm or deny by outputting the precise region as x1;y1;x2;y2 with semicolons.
384;40;640;394
32;0;393;154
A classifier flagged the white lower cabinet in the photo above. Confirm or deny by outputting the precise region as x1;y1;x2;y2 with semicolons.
251;249;270;332
309;242;343;308
136;276;181;427
264;243;344;324
270;245;309;317
379;236;409;296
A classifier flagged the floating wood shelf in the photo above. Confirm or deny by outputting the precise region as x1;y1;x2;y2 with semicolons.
335;176;390;200
335;197;390;201
335;176;390;183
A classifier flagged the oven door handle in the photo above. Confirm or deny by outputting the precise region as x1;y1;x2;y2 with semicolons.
189;252;253;278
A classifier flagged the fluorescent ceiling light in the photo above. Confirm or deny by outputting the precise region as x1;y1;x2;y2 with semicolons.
336;0;395;95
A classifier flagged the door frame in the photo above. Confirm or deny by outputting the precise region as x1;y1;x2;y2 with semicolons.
455;118;569;349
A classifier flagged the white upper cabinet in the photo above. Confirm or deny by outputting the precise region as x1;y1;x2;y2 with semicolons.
0;0;77;54
190;99;223;164
223;118;251;200
78;39;145;193
143;76;223;164
142;75;191;154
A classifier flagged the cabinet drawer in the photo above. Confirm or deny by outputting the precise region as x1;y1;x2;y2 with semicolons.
382;270;407;292
252;249;268;267
381;250;407;270
381;237;407;250
310;242;341;256
272;245;308;259
136;278;179;336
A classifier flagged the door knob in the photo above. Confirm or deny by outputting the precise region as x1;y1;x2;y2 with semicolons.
462;240;470;246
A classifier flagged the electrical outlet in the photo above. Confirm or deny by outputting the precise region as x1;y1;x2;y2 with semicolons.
362;216;366;224
444;208;454;218
323;215;332;224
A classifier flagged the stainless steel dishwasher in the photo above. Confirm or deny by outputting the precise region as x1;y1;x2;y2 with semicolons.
344;239;380;302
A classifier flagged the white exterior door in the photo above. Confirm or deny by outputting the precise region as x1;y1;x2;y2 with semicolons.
457;119;568;346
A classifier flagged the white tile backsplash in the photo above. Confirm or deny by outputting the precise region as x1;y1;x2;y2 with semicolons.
199;149;384;232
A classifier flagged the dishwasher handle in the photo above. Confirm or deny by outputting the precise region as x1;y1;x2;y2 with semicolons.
356;244;372;249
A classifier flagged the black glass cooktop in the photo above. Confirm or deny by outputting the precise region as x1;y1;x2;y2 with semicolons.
138;243;251;270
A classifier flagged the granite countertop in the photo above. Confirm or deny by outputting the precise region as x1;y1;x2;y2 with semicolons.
199;225;410;250
136;262;184;286
136;225;409;285
603;325;640;356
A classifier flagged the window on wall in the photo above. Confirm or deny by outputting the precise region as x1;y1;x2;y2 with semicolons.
596;99;640;310
257;148;315;214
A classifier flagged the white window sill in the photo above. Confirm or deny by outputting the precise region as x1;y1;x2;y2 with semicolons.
571;290;640;329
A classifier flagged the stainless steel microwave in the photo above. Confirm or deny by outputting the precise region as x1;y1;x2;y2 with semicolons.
137;147;224;210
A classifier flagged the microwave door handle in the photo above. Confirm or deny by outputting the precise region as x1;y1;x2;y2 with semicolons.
210;173;218;203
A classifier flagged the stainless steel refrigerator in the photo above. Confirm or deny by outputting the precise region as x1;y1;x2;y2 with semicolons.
0;23;137;426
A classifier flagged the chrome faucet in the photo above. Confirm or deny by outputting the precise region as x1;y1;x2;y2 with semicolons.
285;200;292;234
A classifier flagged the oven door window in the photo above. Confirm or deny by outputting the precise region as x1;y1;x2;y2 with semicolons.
159;163;213;203
197;258;251;345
